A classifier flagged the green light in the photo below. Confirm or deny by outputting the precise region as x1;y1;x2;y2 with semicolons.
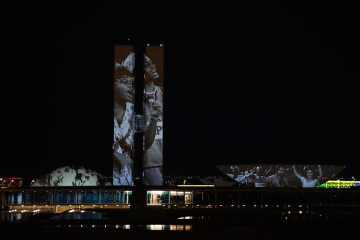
316;180;360;188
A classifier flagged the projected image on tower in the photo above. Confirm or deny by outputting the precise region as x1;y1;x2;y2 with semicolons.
113;45;134;186
143;46;163;186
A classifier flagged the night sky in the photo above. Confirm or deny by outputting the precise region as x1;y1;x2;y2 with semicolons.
1;2;359;179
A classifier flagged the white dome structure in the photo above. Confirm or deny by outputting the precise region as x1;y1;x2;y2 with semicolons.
31;166;111;187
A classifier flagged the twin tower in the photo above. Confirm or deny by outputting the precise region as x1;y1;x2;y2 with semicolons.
113;45;164;187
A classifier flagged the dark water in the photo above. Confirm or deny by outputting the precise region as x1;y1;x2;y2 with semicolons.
2;209;358;232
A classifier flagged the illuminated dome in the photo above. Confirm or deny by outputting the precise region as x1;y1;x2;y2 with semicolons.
31;166;111;187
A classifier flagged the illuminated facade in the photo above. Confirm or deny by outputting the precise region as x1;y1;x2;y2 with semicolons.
1;186;359;214
0;178;22;188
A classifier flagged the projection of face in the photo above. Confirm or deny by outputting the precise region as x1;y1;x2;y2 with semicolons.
114;75;133;105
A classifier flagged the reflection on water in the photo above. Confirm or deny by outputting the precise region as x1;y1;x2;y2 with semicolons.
53;211;105;220
41;224;194;231
40;224;251;231
177;216;193;219
146;225;192;231
3;209;357;230
0;212;32;223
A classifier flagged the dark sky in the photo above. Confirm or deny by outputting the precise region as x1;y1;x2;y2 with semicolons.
1;2;359;179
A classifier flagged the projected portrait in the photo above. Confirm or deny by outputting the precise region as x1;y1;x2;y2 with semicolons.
218;164;345;188
113;48;135;186
113;46;164;186
143;47;164;186
293;165;322;188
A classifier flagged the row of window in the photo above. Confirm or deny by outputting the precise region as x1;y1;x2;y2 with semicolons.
1;190;359;206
